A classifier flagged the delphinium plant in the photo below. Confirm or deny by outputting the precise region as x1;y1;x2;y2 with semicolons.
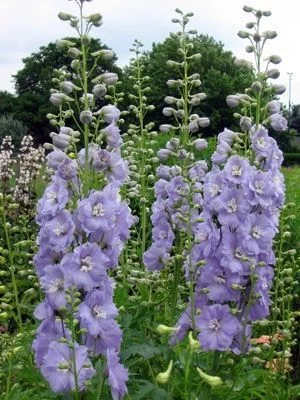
123;39;157;257
32;0;133;398
143;9;210;325
164;5;291;399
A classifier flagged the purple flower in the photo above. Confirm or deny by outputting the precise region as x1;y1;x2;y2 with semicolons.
269;113;287;131
77;189;115;233
196;304;242;351
46;150;68;170
84;319;122;356
62;243;109;290
106;348;128;400
238;214;276;255
40;264;68;310
78;288;118;336
57;157;78;180
39;210;75;251
41;342;95;392
143;244;170;271
37;177;69;219
32;317;71;366
100;105;121;124
216;188;250;227
223;155;250;184
102;122;122;148
152;221;174;248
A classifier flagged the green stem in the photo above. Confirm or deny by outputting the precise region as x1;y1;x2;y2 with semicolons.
96;377;105;400
0;197;22;327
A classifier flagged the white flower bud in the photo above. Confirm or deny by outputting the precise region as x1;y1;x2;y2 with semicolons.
163;107;176;117
60;81;76;94
264;30;277;39
81;34;91;46
246;22;255;29
58;12;73;21
251;81;262;92
92;72;118;85
50;92;69;106
92;84;107;98
245;45;254;53
267;69;280;79
159;124;174;133
268;55;282;64
238;30;250;39
67;47;81;58
56;39;75;50
80;110;93;124
243;5;253;12
198;117;210;128
91;49;114;60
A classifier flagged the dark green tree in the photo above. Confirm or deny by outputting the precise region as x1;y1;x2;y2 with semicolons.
13;38;121;144
122;34;253;135
0;91;17;115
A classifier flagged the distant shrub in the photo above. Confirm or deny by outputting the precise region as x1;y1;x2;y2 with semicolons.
0;115;28;149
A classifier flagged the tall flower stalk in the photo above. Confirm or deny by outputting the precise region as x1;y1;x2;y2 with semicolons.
171;5;287;357
143;9;210;324
32;1;132;398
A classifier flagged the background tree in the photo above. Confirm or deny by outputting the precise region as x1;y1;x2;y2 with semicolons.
122;34;253;136
13;38;121;144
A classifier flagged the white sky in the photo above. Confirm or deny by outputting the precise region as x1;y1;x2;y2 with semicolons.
0;0;299;107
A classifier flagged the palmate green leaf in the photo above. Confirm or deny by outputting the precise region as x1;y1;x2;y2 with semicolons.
122;343;162;361
131;380;169;400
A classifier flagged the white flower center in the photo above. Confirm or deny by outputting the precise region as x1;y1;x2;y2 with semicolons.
93;203;105;217
48;278;64;293
46;191;57;203
226;198;237;213
53;223;66;236
80;256;94;272
257;138;266;148
251;225;263;239
215;275;225;284
58;359;71;374
92;305;107;319
232;165;242;177
208;318;221;333
254;180;264;195
209;184;219;197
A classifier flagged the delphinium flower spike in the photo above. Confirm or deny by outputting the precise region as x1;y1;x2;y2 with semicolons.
171;5;286;355
32;1;133;398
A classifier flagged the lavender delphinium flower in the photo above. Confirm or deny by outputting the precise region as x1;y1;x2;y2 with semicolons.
33;1;132;398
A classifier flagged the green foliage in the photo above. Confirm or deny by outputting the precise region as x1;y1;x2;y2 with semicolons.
0;115;28;149
0;91;17;115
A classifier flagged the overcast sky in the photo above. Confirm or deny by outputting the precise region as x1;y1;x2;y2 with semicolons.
0;0;299;107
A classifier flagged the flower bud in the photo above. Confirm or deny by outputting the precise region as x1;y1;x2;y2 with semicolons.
198;117;210;128
50;92;68;106
159;124;174;133
246;22;255;29
60;81;76;94
193;138;208;151
188;332;200;351
240;116;252;131
92;72;118;85
67;47;81;58
251;81;262;93
243;5;253;12
268;55;281;64
238;30;250;39
158;149;172;161
156;324;178;334
163;107;176;117
226;95;240;108
197;368;223;387
264;30;277;39
272;84;286;95
267;69;280;79
91;49;114;60
263;10;272;16
92;84;107;98
58;12;72;21
81;34;91;46
56;39;75;50
156;360;173;384
80;110;93;125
